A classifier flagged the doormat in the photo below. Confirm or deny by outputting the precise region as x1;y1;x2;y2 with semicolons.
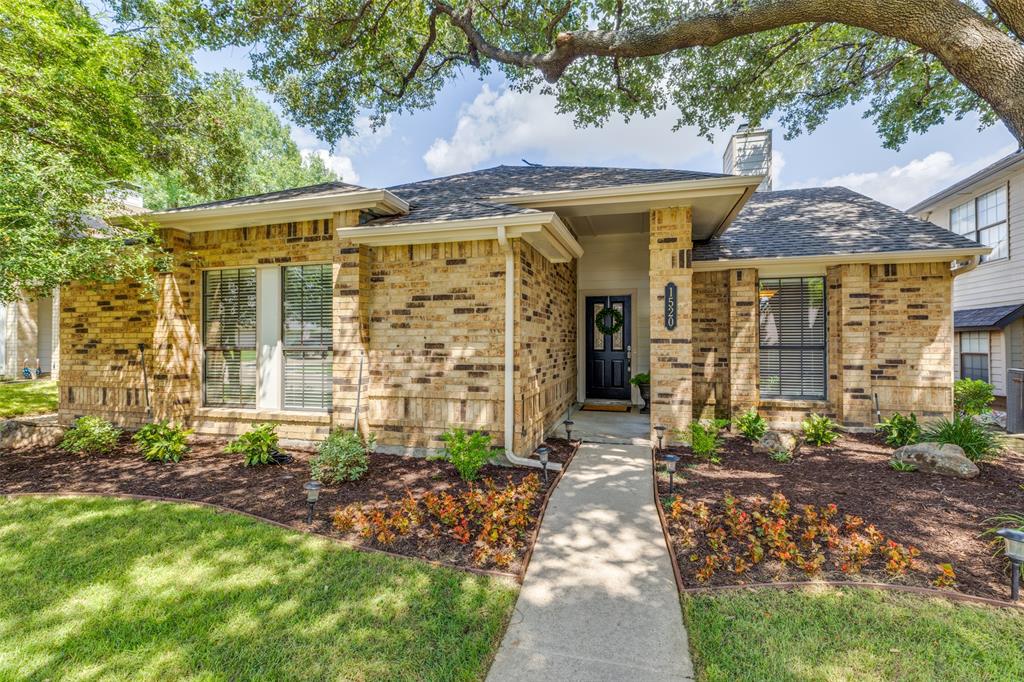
580;403;631;412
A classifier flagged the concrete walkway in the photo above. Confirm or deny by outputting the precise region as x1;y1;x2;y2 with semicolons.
487;441;694;681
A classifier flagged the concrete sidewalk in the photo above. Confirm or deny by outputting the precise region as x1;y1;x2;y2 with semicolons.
486;442;694;681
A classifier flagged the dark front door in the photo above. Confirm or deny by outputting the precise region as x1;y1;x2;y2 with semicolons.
585;295;631;400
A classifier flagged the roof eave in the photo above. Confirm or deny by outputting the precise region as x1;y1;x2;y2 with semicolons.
692;246;992;271
489;174;763;208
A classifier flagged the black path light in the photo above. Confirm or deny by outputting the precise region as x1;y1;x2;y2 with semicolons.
654;425;666;452
536;446;551;483
563;419;574;442
304;481;322;524
662;454;680;494
995;528;1024;601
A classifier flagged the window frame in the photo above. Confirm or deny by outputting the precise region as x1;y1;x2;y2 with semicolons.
950;184;1009;263
959;331;991;383
280;263;333;412
201;267;258;409
757;275;828;401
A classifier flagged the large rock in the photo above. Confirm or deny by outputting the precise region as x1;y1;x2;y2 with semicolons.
891;442;979;479
753;430;801;456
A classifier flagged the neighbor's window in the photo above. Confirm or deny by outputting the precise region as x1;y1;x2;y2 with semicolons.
203;268;258;407
959;331;990;382
951;186;1008;262
283;264;333;410
758;277;826;400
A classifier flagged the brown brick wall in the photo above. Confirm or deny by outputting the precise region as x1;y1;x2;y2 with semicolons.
692;270;730;420
515;241;577;454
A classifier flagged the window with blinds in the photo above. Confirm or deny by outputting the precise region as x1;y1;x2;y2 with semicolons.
283;264;332;410
203;269;257;407
758;277;826;400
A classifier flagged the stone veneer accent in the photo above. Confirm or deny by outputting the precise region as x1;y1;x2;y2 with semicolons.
515;241;577;454
649;207;693;437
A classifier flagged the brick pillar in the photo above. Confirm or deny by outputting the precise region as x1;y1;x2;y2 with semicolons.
333;210;371;435
649;206;693;438
151;227;198;422
837;263;873;426
729;267;759;416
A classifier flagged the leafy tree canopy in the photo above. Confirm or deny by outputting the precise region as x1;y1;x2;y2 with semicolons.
130;0;1024;149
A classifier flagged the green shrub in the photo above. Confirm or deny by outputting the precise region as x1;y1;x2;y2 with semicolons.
225;423;280;466
438;428;497;481
889;459;918;472
629;372;650;386
954;378;995;416
133;420;192;463
60;416;121;456
920;415;1000;462
677;419;729;463
802;413;839;446
310;429;374;483
733;409;767;442
769;450;792;464
876;412;920;448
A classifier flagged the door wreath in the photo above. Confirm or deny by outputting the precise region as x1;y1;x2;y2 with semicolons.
595;306;624;336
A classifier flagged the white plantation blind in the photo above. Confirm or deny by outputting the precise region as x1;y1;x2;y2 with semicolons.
758;277;826;400
283;264;332;410
203;268;257;407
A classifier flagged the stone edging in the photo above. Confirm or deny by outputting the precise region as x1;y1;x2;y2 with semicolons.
2;491;518;584
518;440;581;583
648;452;1023;611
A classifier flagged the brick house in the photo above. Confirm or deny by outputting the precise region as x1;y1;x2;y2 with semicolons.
58;137;987;457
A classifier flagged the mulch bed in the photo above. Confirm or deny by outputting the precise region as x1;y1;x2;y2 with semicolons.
656;433;1024;600
0;437;576;576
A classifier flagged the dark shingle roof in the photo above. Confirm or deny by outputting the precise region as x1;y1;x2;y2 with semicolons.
954;304;1024;330
375;165;728;225
156;182;367;213
694;187;983;261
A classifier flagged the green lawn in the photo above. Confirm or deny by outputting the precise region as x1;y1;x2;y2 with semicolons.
0;496;517;681
0;380;58;418
684;587;1024;681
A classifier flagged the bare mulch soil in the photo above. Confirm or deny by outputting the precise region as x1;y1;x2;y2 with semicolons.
657;434;1024;600
0;437;576;576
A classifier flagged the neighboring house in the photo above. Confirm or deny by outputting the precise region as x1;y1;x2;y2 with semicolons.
908;151;1024;402
0;292;59;381
57;128;986;455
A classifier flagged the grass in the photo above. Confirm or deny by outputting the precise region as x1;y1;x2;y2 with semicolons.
0;380;58;418
0;496;517;681
683;587;1024;681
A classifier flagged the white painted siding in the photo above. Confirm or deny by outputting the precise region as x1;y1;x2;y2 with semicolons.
577;233;650;404
992;330;1006;396
916;171;1024;310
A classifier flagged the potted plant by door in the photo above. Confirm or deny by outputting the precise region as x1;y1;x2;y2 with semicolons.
630;373;651;413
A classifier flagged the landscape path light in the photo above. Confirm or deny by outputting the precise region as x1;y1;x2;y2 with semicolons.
563;419;574;442
304;481;322;525
654;425;666;452
995;528;1024;601
537;446;551;483
662;454;680;494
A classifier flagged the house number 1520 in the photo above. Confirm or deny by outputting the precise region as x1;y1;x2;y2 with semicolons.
664;282;677;331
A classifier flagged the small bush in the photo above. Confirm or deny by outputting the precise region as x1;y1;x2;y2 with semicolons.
310;429;374;483
226;423;280;466
876;412;920;448
438;428;497;482
629;372;650;386
60;416;121;456
954;378;995;416
769;450;792;464
133;420;192;463
733;409;767;442
678;420;729;463
889;459;918;472
802;413;839;446
921;415;1000;462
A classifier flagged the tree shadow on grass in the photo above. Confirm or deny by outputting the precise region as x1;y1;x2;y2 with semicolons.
0;496;516;681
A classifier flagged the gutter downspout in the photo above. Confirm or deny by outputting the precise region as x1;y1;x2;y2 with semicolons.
497;226;561;472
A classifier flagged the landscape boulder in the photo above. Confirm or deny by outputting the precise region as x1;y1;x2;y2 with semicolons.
753;430;801;456
891;442;979;479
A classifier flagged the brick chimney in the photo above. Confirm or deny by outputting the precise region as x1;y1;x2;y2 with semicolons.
723;124;772;191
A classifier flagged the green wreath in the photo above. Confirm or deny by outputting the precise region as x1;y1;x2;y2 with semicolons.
595;306;624;336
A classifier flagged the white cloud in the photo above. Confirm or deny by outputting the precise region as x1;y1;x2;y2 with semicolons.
788;146;1016;209
423;85;714;175
301;148;360;184
295;116;395;184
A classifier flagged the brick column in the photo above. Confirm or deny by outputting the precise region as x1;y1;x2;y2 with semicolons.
151;227;198;422
333;210;372;435
649;206;693;438
728;268;759;416
836;263;873;426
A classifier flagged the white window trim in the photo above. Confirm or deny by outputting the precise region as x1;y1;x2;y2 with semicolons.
950;183;1009;264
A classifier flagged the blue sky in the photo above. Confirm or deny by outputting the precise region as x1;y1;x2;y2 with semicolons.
198;45;1017;209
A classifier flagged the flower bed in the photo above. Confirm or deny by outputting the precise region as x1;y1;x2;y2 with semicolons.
0;435;577;576
657;433;1024;599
